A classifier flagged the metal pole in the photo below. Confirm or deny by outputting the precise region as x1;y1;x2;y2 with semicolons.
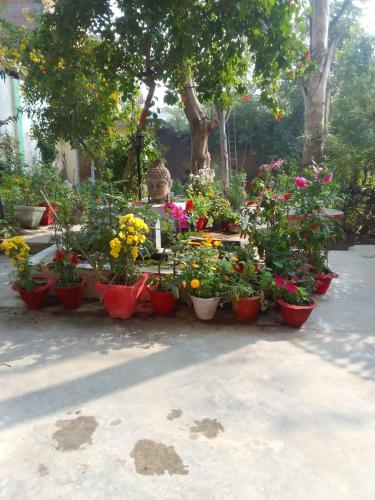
136;147;142;201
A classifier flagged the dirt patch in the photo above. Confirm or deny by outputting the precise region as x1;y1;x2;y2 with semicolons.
130;439;188;475
38;464;49;476
167;409;183;421
53;416;98;451
190;418;224;440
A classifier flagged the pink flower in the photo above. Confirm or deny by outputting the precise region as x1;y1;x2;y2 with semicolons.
290;275;299;282
178;213;189;230
295;176;309;189
286;283;298;293
321;174;333;184
164;201;175;213
271;159;284;170
274;275;286;287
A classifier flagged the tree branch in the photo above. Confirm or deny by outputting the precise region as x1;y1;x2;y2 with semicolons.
329;0;352;38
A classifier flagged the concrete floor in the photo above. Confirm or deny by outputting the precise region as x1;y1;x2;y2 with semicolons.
0;247;374;500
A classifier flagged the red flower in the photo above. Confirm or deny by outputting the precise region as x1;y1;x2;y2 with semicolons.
303;232;309;239
246;199;255;206
53;249;65;262
284;192;291;201
242;95;251;103
291;275;299;282
246;181;253;190
276;114;283;122
70;252;80;265
286;283;298;293
236;263;244;273
185;199;194;212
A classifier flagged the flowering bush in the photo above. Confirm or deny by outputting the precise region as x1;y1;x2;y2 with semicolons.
50;249;81;286
187;166;215;196
107;213;149;285
271;274;311;305
0;236;42;289
180;234;223;298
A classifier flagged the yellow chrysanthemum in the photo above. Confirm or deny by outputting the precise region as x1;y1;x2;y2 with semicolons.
213;240;222;248
126;236;133;245
119;213;135;226
118;231;125;240
190;279;200;289
131;246;139;260
139;234;146;244
128;226;135;233
192;263;200;269
231;256;238;261
110;249;119;258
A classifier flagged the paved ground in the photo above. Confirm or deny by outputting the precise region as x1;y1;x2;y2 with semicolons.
0;247;374;500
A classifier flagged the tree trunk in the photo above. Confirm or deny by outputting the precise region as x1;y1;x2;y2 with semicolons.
216;104;230;188
182;76;217;173
302;0;329;165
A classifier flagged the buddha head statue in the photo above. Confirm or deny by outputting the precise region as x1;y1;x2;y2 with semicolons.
146;159;172;203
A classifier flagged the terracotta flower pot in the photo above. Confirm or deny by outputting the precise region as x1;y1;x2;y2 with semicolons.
232;296;260;322
190;295;220;320
148;287;177;316
228;222;240;234
277;298;316;328
39;203;58;225
196;216;208;231
314;273;333;295
12;275;54;310
55;278;85;309
96;274;148;320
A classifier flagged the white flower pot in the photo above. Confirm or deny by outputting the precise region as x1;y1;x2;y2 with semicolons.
190;295;220;320
13;205;46;229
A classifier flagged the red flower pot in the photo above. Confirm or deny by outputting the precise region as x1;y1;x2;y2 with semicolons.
12;276;54;310
196;216;208;231
228;222;240;234
220;221;229;232
314;273;333;295
55;278;85;309
232;296;260;322
148;287;177;316
96;274;148;319
39;203;57;225
277;298;316;328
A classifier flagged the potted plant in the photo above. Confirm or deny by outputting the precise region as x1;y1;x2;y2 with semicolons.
272;274;316;328
180;235;223;320
220;246;265;321
50;249;85;309
0;236;53;309
12;176;45;229
147;202;186;316
95;213;150;319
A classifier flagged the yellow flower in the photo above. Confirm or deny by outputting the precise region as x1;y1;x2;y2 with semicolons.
132;234;139;244
192;263;200;269
213;240;222;248
118;231;125;240
109;237;121;257
119;214;135;226
231;256;238;262
126;236;133;245
190;279;200;289
131;246;138;260
128;226;135;233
